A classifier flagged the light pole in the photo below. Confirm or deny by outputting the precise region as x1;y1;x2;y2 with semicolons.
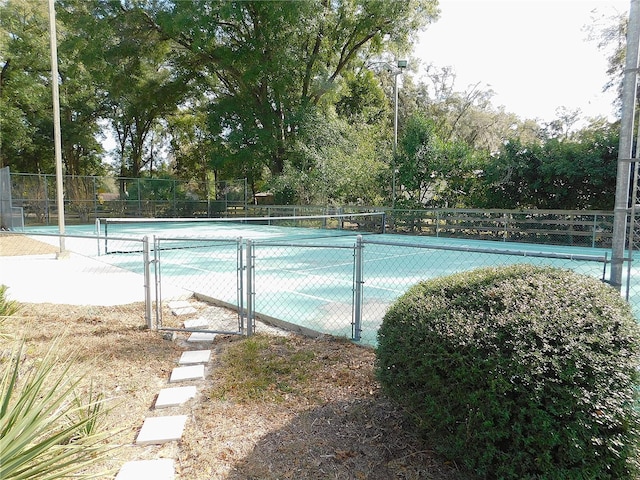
48;0;66;256
391;59;407;210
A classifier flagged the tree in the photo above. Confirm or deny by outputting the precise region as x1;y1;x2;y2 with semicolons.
1;0;106;176
586;9;630;113
138;0;439;185
482;119;619;210
415;64;543;154
540;120;618;210
395;112;481;208
1;0;56;173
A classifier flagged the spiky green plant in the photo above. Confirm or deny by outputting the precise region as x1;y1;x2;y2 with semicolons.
0;339;118;479
0;285;19;337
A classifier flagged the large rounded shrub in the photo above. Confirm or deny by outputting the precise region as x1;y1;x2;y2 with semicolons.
376;264;640;479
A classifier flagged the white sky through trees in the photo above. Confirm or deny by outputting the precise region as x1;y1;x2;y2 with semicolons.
416;0;631;123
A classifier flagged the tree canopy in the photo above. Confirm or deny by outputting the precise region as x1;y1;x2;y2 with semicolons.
0;0;631;211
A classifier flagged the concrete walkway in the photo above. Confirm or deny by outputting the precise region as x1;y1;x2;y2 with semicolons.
0;250;187;305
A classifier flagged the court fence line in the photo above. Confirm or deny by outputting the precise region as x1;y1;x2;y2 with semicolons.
1;231;629;346
150;233;616;346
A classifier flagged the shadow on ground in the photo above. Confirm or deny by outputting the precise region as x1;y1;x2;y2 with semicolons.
226;397;467;480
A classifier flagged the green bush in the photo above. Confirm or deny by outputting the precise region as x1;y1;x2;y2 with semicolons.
376;264;640;479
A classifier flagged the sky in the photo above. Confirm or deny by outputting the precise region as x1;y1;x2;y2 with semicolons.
415;0;631;124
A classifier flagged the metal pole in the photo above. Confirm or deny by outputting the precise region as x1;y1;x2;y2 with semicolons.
237;237;245;334
610;0;640;289
245;239;255;336
48;0;66;256
143;236;153;329
392;72;399;210
352;235;364;342
95;217;100;255
154;236;162;329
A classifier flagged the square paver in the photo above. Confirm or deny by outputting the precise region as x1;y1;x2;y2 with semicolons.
155;386;197;409
187;332;217;343
169;364;205;383
179;349;211;365
135;415;188;445
168;300;197;316
184;318;209;329
115;459;175;480
172;306;197;316
167;300;191;310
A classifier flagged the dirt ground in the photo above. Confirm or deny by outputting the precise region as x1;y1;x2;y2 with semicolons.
1;233;469;479
0;234;60;256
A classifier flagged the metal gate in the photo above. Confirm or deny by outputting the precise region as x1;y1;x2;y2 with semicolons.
152;236;255;336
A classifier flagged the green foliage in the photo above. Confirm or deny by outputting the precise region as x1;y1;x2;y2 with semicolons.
376;265;640;479
482;122;618;210
0;339;117;479
0;285;19;320
210;335;316;403
395;112;483;208
336;70;389;125
1;0;105;175
268;108;389;205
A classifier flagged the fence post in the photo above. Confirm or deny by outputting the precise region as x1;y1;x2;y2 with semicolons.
154;236;162;329
237;237;245;334
95;218;101;255
92;176;98;221
352;235;364;342
245;239;255;336
142;235;153;329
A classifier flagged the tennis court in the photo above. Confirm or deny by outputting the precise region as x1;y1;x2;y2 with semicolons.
22;213;632;346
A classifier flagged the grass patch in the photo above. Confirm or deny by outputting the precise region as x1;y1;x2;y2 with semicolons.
210;334;322;403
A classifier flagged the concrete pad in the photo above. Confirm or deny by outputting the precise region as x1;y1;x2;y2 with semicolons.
155;386;197;409
184;317;209;329
0;247;189;306
179;349;211;365
135;415;188;445
169;364;205;383
115;459;175;480
187;332;217;343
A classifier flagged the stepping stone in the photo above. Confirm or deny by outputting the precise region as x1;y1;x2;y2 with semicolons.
155;386;197;409
184;318;209;329
172;306;197;316
167;300;191;310
179;349;211;365
115;459;175;480
168;300;197;316
187;332;217;343
169;364;205;383
135;415;188;445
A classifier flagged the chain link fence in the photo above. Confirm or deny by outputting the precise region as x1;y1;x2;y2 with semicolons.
1;229;634;347
152;233;621;346
8;172;248;226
